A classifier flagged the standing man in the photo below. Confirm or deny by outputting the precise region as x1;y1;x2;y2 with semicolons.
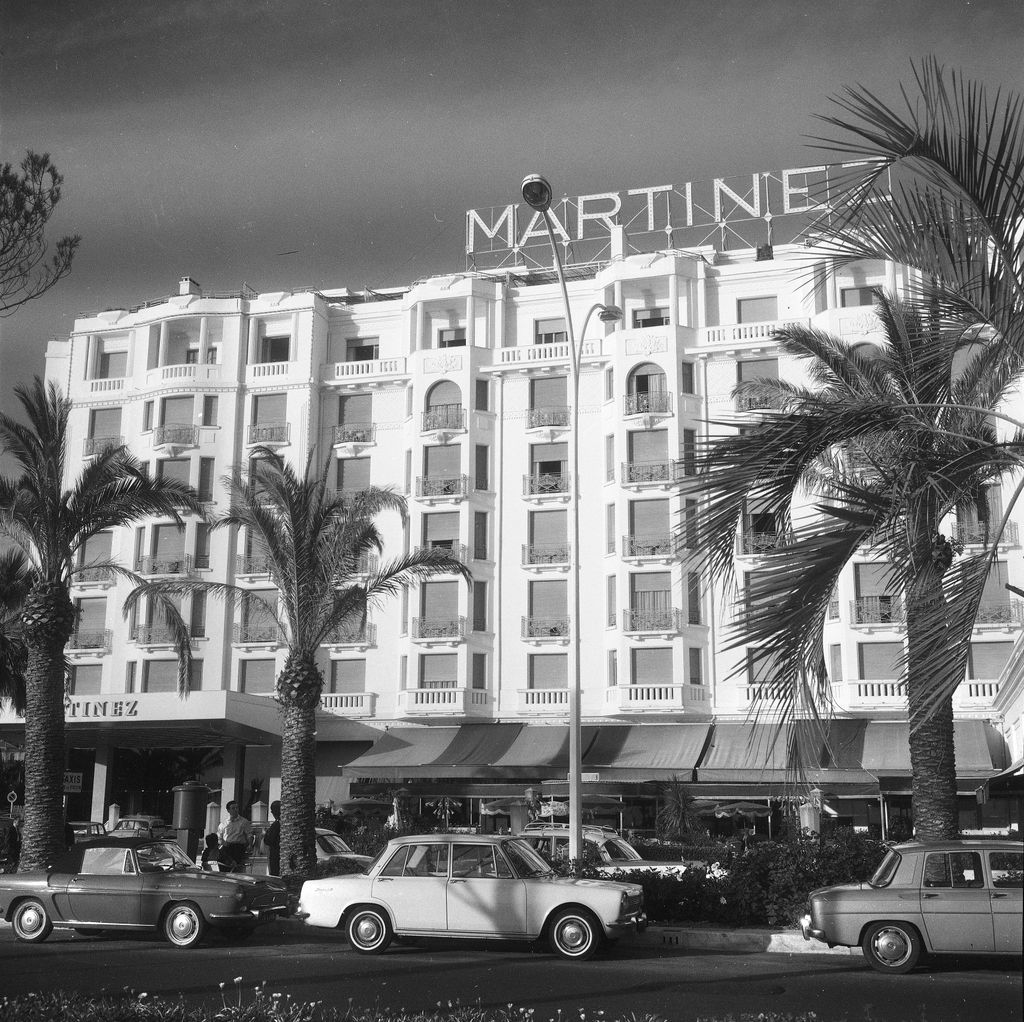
217;800;252;872
264;800;281;876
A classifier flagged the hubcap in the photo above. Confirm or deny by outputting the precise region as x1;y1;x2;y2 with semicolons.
355;916;382;944
171;910;198;942
19;906;42;934
874;928;909;964
558;919;588;951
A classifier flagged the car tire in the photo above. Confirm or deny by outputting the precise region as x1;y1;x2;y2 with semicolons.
346;906;392;954
548;907;600;960
163;902;206;949
12;898;53;943
861;921;923;974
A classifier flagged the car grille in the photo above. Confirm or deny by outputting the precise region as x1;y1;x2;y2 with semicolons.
248;888;288;911
623;893;643;915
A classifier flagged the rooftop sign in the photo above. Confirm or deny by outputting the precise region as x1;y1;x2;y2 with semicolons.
466;162;875;270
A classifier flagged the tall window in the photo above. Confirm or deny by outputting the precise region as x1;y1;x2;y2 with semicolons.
687;572;702;624
680;361;695;395
201;395;218;426
606;575;617;627
474;444;489;491
687;648;703;685
474;378;490;411
472;581;488;632
633;307;669;328
472;653;487;689
474;511;488;560
529;653;567;689
259;335;290;362
438;327;466;348
534;318;566;344
198;458;215;502
330;660;366;694
858;642;903;680
632;647;672;685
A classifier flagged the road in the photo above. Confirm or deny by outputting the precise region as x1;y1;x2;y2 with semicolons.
0;926;1019;1022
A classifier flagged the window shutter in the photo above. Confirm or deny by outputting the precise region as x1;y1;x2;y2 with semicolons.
530;510;566;545
632;648;672;684
859;642;903;679
531;376;567;406
529;579;567;617
331;660;367;694
628;430;668;461
253;393;286;423
968;642;1012;679
529;654;567;688
422;581;458;617
425;445;461;476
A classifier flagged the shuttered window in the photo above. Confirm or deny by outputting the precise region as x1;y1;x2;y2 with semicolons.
424;512;460;545
71;664;103;695
632;648;672;685
75;598;107;632
530;442;567;474
157;458;190;487
737;296;778;323
425;445;461;476
529;579;567;617
529;654;567;688
982;561;1009;603
330;660;366;694
337;458;371;490
630;499;669;534
968;642;1012;679
473;582;488;632
631;572;670;610
858;642;903;679
628;430;667;461
530;376;566;407
855;562;895;597
253;393;287;423
161;396;194;424
152;525;185;560
420;654;457;687
475;445;489;490
241;660;276;693
89;408;122;437
530;510;566;545
422;581;458;618
339;393;371;424
736;358;779;383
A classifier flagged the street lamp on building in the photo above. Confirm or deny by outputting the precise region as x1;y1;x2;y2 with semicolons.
521;173;622;862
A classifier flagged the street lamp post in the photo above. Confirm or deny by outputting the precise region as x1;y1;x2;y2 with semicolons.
521;174;622;863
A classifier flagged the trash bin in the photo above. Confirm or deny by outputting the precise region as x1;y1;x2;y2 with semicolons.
172;781;210;859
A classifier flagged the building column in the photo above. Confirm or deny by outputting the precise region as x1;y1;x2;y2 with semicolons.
90;745;113;824
466;293;476;347
218;743;247;814
669;273;679;328
158;321;169;367
198;316;209;366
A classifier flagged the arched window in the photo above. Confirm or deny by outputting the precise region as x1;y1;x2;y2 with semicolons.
424;381;464;431
625;363;669;414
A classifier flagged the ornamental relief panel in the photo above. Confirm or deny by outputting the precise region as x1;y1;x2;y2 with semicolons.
625;334;669;356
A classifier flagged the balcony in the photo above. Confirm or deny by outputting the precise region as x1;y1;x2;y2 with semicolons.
526;406;570;442
87;376;127;395
494;338;600;369
152;424;198;452
622;534;675;561
322;356;408;384
974;599;1024;628
739;531;786;556
131;624;178;649
411;616;466;645
850;596;906;627
957;521;1020;547
136;555;193;577
701;318;809;346
517;688;569;715
332;422;376;458
416;475;468;503
413;542;469;566
83;435;123;458
321;691;377;719
245;361;295;384
604;683;706;715
236;554;273;579
246;422;290;447
398;685;490;719
522;543;570;569
323;622;377;651
623;607;683;636
421;404;466;441
233;622;281;650
71;565;113;589
66;629;112;654
521;616;569;644
734;393;781;412
831;678;1001;713
335;552;379;578
523;473;570;501
621;461;678;489
145;363;221;387
623;392;672;427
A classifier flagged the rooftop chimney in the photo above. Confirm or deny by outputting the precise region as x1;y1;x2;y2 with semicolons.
179;276;201;296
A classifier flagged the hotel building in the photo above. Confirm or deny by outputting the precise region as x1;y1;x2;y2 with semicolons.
2;228;1021;836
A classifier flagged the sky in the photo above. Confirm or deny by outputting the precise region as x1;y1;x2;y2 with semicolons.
1;0;1023;417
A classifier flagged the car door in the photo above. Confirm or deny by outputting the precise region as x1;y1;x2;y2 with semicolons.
370;842;448;932
446;843;528;936
919;851;994;952
987;849;1023;953
67;846;143;925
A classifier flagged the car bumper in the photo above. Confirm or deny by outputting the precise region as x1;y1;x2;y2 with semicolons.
607;911;647;936
208;906;289;923
799;914;825;942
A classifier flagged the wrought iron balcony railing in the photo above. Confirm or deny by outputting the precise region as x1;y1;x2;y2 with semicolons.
247;422;290;445
136;555;193;576
233;622;281;644
522;616;569;638
132;624;177;645
851;596;905;625
83;435;124;457
740;531;785;555
416;475;468;499
624;392;671;416
236;554;273;576
623;607;682;633
623;534;674;558
324;622;377;646
421;405;465;432
412;616;466;640
527;406;570;429
957;521;1020;547
974;599;1024;626
153;424;198;447
522;543;570;565
413;542;469;564
621;460;676;485
524;472;569;496
67;629;112;651
332;422;376;444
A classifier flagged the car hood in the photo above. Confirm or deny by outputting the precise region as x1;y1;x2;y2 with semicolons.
597;860;685;873
533;874;642;895
153;868;285;890
809;881;870;898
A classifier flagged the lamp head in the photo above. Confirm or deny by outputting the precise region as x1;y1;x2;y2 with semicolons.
597;305;623;324
521;174;553;213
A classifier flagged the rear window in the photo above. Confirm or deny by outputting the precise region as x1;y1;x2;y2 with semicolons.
868;848;901;887
990;850;1023;888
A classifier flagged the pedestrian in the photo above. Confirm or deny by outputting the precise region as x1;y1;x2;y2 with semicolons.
216;800;252;872
264;800;281;876
200;832;221;871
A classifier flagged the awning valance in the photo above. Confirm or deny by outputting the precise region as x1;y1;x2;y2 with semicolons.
695;722;794;783
582;723;712;780
861;720;1003;779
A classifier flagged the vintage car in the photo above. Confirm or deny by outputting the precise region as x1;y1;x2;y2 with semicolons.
108;814;173;839
247;825;372;875
296;832;646;960
0;837;289;948
69;821;106;842
801;838;1023;973
517;823;686;875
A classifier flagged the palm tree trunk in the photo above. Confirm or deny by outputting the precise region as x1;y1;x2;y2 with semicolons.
19;637;69;871
279;702;318;879
904;566;959;840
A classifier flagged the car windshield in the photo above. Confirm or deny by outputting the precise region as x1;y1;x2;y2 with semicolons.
136;841;196;872
868;848;901;887
603;837;642;862
318;833;356;855
502;838;554;878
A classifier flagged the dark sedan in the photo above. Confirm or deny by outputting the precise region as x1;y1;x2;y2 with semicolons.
0;837;289;948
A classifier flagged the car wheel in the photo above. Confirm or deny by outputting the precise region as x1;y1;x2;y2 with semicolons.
346;906;392;954
861;921;923;974
12;899;53;943
163;902;206;949
548;908;600;960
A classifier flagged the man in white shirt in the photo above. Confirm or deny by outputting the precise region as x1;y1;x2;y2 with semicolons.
217;800;252;872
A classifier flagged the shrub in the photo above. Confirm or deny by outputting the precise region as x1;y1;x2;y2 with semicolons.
604;865;729;923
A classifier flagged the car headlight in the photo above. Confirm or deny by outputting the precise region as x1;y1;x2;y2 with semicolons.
799;912;811;930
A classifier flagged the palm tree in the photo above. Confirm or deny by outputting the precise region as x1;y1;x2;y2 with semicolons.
684;292;1024;839
128;448;471;878
0;548;33;716
0;378;205;870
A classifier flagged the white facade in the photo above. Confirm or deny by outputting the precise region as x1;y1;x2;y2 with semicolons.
7;244;1023;821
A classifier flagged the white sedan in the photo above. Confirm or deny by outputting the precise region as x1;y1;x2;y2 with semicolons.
297;833;646;960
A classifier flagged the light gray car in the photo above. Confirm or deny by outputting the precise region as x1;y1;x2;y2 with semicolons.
801;838;1022;973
